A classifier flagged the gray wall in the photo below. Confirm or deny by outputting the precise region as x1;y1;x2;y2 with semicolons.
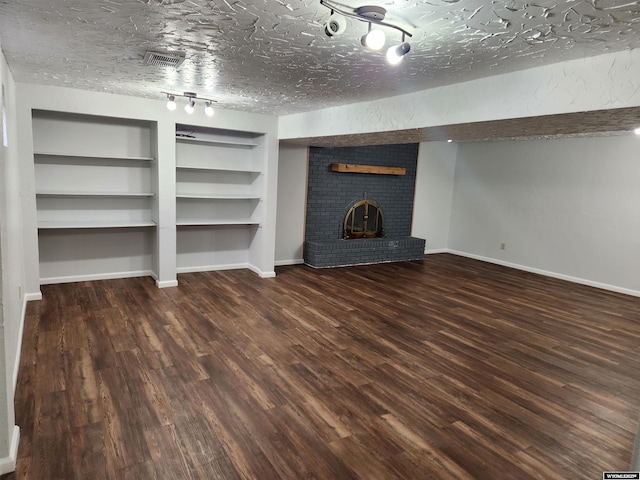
411;141;457;252
449;135;640;295
275;144;307;265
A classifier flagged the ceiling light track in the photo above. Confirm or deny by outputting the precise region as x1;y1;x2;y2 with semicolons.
320;0;412;38
320;0;413;65
162;91;217;116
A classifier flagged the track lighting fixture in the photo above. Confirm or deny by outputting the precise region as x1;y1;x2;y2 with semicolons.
361;23;385;51
204;101;214;117
166;95;177;111
320;0;412;65
386;34;411;64
325;11;347;36
162;91;217;116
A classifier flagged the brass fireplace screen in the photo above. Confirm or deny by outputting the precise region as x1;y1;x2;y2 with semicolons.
343;200;385;239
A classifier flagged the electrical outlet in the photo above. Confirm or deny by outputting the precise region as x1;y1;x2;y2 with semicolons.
500;243;506;250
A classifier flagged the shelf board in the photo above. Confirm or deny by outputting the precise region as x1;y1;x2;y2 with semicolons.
38;220;157;229
36;191;155;198
34;152;155;162
175;136;258;148
331;163;407;175
176;193;261;200
176;220;260;227
176;165;261;174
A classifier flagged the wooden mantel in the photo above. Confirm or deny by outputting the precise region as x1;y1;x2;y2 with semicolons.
330;163;406;176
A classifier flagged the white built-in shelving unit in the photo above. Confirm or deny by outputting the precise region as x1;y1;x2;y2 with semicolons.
32;111;158;284
175;124;265;273
29;110;274;287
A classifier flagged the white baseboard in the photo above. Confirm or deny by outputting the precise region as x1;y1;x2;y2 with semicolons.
0;425;19;475
12;297;28;392
39;270;155;285
176;263;277;279
247;264;276;278
176;263;248;274
425;248;447;254
24;292;42;301
274;259;304;267
156;279;178;288
447;249;640;298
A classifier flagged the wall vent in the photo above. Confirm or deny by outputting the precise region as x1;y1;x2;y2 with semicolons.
143;51;185;69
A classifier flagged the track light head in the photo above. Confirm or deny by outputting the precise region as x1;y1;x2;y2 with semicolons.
386;42;410;65
361;25;385;51
166;95;177;111
204;101;214;117
184;99;195;114
325;12;347;36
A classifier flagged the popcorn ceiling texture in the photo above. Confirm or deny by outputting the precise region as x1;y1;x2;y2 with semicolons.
0;0;639;115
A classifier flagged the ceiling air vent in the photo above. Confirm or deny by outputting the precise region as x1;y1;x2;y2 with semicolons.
143;51;185;69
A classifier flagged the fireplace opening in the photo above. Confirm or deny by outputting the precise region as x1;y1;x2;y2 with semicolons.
343;200;384;239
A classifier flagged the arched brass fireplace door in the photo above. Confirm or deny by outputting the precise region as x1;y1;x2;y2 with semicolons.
343;200;385;239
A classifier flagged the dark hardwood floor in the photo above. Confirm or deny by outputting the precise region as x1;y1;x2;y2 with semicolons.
4;253;640;479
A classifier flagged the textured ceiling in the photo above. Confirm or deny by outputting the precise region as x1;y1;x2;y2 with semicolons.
1;0;640;118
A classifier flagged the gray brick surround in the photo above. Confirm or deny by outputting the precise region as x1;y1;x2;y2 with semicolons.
304;144;425;268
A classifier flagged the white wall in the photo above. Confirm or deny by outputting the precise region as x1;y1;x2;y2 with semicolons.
449;134;640;296
274;141;453;263
279;49;640;140
412;142;457;252
275;144;307;265
0;47;23;473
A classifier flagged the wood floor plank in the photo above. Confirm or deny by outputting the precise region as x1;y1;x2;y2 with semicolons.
69;423;112;480
66;347;101;429
5;254;640;479
30;391;72;479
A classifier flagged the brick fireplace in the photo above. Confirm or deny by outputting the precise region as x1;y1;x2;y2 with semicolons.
304;143;425;268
